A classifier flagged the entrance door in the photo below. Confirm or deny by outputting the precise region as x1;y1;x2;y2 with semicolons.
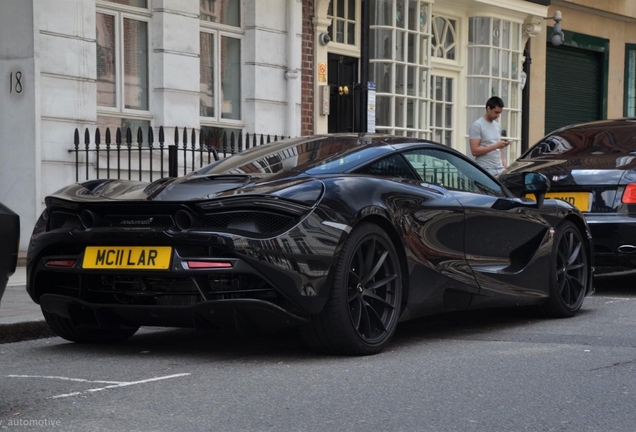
328;54;359;133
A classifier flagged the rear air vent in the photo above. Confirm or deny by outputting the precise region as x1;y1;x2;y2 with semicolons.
49;212;82;231
202;211;297;237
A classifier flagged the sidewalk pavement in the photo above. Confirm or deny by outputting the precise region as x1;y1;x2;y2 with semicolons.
0;267;53;343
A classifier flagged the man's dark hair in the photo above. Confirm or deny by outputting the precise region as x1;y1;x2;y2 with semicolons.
486;96;504;109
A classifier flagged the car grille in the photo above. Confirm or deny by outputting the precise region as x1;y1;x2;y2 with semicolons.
49;212;82;230
47;201;303;236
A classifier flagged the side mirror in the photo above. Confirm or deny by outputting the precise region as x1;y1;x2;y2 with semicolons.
523;172;550;208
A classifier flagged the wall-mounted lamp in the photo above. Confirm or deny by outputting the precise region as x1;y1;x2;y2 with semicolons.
319;32;331;46
544;10;564;47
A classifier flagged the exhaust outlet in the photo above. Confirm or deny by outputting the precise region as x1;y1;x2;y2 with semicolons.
618;245;636;254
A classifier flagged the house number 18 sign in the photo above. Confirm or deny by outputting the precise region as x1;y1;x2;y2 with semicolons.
9;71;23;94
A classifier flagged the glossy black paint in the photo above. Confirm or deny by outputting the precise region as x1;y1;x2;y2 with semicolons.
27;134;593;334
500;118;636;270
0;202;20;305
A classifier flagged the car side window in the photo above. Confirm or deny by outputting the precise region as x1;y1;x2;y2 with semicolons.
402;149;506;197
356;154;419;180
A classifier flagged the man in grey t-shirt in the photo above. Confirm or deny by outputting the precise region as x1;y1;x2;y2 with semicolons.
469;96;510;177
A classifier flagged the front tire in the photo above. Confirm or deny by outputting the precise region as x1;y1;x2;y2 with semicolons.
541;221;589;318
301;223;402;355
42;310;139;343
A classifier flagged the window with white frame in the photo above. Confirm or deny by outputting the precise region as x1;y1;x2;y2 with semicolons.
430;14;458;147
96;1;150;119
200;0;242;124
431;15;457;61
430;75;455;146
328;0;358;46
467;17;522;158
369;0;432;137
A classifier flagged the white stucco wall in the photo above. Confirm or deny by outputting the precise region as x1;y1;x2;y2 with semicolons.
1;0;296;253
0;0;41;251
244;0;301;137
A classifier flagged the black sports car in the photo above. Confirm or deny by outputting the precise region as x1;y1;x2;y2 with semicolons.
500;118;636;272
0;202;20;306
27;134;593;355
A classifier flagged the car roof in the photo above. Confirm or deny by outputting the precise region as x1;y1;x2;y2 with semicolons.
192;133;448;177
522;117;636;160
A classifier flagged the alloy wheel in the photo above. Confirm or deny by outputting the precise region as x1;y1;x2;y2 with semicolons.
555;228;587;308
346;235;399;344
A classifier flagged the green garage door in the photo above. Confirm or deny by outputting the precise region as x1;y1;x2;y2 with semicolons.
545;45;602;135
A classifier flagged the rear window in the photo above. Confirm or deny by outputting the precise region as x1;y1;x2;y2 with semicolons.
193;136;388;176
525;122;636;159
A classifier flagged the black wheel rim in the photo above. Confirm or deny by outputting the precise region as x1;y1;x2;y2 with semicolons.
556;228;587;308
347;235;399;344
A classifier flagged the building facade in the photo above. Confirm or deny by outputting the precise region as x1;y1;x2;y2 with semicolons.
527;1;636;139
2;0;636;252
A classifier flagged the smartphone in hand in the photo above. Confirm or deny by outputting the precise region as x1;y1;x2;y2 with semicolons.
501;129;509;146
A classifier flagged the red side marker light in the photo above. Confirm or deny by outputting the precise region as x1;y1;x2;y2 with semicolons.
186;261;232;269
46;259;77;268
622;184;636;204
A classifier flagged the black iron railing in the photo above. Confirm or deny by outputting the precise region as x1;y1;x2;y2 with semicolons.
70;126;288;182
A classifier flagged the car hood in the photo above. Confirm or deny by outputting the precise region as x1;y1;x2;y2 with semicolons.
47;173;322;204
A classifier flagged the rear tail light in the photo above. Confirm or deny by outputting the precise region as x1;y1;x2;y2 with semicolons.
46;259;77;268
186;261;232;269
622;184;636;204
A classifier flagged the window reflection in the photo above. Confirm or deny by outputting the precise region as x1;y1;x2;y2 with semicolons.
123;19;148;110
403;149;505;197
200;32;215;117
221;37;241;120
105;0;147;8
96;13;116;108
527;125;636;159
200;0;241;27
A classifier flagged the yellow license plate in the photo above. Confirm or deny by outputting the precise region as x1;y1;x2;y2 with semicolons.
525;192;591;212
83;246;172;270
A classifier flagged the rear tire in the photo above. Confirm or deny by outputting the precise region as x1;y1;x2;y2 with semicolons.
301;223;402;355
42;310;139;343
541;221;589;318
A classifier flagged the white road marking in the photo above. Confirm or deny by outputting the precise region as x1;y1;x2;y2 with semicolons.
601;297;636;304
7;375;123;384
50;373;191;399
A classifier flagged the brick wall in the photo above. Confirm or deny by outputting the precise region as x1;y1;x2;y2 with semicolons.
301;0;314;136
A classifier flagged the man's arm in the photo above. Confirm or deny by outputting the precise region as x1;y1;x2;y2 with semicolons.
470;138;509;157
500;147;508;168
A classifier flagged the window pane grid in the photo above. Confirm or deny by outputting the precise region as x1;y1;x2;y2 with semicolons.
431;16;457;61
430;75;454;146
328;0;357;45
370;0;432;139
467;16;522;156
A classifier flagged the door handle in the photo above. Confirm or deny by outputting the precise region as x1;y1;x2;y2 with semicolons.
338;86;350;96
